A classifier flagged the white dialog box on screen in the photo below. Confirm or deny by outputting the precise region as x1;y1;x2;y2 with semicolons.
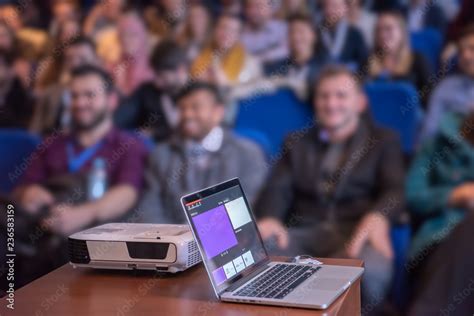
225;197;252;229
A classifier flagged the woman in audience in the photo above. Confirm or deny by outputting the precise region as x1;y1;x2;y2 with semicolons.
0;21;32;88
190;14;261;87
145;0;187;40
83;0;127;66
263;14;324;101
111;10;154;96
406;111;474;315
83;0;126;36
276;0;311;20
365;10;433;106
35;18;81;94
177;4;212;62
49;0;80;38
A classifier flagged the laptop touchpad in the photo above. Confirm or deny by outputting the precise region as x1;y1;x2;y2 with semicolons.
307;278;349;291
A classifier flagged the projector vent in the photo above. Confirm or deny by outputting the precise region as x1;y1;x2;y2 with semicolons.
187;240;198;253
187;251;201;267
68;238;90;264
187;240;201;267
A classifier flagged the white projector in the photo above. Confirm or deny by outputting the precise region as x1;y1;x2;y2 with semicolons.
68;223;201;273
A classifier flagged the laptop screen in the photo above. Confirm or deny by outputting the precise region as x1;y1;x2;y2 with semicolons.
182;179;268;294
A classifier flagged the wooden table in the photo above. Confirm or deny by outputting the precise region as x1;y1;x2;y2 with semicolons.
2;257;362;316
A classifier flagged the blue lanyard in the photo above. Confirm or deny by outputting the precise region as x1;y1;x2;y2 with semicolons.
67;140;105;173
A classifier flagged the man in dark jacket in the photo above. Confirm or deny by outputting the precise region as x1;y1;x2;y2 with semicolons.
256;65;405;312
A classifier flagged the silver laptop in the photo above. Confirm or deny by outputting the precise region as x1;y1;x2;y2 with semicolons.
181;178;364;309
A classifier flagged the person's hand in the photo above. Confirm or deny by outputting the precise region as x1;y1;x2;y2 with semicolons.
42;204;96;236
346;212;393;260
449;183;474;209
257;217;289;249
19;185;54;215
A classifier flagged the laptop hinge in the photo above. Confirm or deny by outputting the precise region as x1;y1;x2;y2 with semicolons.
223;259;272;293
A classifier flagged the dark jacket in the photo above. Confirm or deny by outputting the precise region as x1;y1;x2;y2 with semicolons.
256;118;405;229
317;25;369;70
0;78;33;129
114;82;174;142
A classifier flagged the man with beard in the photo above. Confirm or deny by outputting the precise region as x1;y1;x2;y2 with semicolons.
10;65;147;286
138;82;267;223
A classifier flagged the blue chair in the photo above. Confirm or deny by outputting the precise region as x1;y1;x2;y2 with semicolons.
0;129;41;194
365;81;421;154
390;223;411;310
234;89;313;160
234;128;273;160
410;28;443;70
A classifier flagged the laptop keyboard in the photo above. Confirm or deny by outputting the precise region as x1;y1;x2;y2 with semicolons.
234;264;320;299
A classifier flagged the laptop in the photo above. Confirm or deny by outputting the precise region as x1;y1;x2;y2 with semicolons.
181;178;364;309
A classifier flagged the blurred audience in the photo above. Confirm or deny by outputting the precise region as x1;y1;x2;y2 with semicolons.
421;25;474;141
139;82;266;223
0;4;48;61
30;36;100;135
191;13;261;87
406;112;474;315
318;0;368;69
177;4;212;62
0;49;33;128
49;0;80;38
264;14;324;100
365;11;433;106
256;65;405;313
11;65;147;285
206;0;243;18
111;10;155;96
0;20;35;88
406;0;447;34
0;1;472;313
442;0;474;64
84;0;126;65
241;0;288;64
145;0;186;39
115;40;187;141
276;0;311;20
347;0;376;49
35;18;81;93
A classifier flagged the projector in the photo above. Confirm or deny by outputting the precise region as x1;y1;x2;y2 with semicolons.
68;223;201;273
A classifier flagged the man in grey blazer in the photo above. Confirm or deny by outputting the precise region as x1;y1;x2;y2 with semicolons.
138;82;267;224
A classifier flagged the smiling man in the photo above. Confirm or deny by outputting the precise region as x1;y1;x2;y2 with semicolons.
256;65;405;313
139;81;267;224
12;65;147;285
